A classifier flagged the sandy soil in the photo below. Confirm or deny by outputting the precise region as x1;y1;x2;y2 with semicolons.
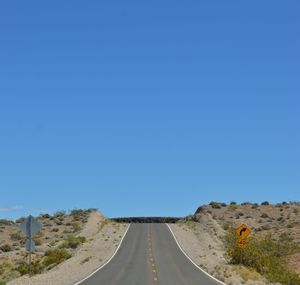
8;212;128;285
169;215;271;285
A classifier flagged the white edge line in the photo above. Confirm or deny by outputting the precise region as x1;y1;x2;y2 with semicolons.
73;224;131;285
166;224;227;285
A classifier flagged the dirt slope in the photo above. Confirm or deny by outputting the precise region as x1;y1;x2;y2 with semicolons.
0;210;128;285
170;202;300;285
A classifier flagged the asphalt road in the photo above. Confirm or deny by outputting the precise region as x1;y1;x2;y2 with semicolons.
78;223;222;285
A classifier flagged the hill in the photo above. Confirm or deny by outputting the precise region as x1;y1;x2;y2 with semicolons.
0;209;127;285
170;201;300;285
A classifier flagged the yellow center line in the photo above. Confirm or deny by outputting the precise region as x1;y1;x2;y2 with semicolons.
147;224;159;284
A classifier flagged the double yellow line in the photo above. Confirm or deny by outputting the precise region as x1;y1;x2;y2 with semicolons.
147;224;158;283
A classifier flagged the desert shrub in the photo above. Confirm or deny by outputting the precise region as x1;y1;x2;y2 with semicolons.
241;202;252;206
260;213;269;218
15;260;43;275
224;230;300;285
48;241;57;247
0;219;13;226
209;202;222;209
40;214;51;219
71;222;81;232
33;238;42;246
261;201;269;206
235;212;244;219
230;204;238;211
15;217;25;224
86;208;97;213
0;244;12;252
230;201;237;205
10;232;22;241
54;211;65;218
60;235;86;249
184;215;197;222
15;262;29;275
43;249;71;267
70;209;85;221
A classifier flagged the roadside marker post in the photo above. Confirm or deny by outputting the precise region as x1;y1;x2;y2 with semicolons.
20;215;42;276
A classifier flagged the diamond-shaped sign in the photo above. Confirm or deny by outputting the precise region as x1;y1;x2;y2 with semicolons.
235;224;251;240
20;215;42;238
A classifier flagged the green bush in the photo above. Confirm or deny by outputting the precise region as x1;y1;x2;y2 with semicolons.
15;260;43;276
0;244;12;252
71;209;85;221
60;235;86;249
224;230;300;285
43;249;71;267
209;202;222;209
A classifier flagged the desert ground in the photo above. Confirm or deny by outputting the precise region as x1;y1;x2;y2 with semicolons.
170;202;300;285
0;210;127;285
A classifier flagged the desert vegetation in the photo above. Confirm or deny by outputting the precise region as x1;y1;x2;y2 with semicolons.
173;201;300;285
0;209;95;284
225;229;300;284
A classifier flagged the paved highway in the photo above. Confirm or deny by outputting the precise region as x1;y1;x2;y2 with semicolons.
77;223;223;285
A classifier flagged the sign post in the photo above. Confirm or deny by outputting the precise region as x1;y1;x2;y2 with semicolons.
235;224;252;267
20;215;42;275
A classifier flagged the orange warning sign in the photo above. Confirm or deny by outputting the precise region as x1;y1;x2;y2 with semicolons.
237;239;248;249
235;224;251;240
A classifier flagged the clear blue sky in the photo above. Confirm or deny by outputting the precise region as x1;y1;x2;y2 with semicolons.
0;1;299;219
